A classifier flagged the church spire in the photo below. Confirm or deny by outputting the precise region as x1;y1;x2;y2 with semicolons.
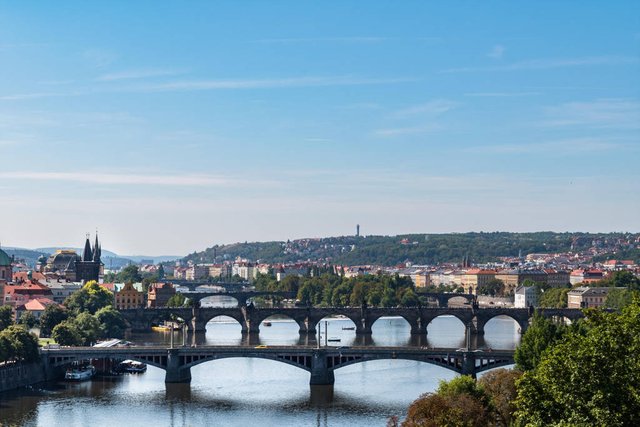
93;233;101;262
82;233;93;261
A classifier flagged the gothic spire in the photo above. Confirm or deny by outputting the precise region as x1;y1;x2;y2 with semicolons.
82;233;93;261
93;233;101;262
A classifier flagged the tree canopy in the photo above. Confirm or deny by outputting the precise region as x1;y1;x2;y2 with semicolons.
63;280;113;314
514;300;640;426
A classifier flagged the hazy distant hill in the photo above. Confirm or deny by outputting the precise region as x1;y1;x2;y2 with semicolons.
3;246;181;269
183;232;640;266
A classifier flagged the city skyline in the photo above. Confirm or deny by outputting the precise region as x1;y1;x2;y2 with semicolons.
1;2;639;254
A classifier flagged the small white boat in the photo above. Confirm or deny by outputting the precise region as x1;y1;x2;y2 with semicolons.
328;337;341;342
65;365;96;381
119;360;147;373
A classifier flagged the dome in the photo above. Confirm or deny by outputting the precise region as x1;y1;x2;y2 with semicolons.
0;248;11;267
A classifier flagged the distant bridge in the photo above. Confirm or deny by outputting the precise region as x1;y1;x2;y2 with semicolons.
119;305;585;336
41;345;515;385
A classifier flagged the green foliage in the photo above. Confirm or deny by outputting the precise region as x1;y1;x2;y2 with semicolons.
52;321;82;346
598;270;640;290
18;311;37;329
478;368;522;427
539;287;569;308
64;280;113;314
95;306;128;338
118;265;142;284
605;288;640;310
514;300;640;426
73;312;102;345
0;305;13;331
39;304;69;337
402;375;492;427
0;325;40;362
166;293;193;308
184;232;634;266
514;312;567;371
477;279;505;297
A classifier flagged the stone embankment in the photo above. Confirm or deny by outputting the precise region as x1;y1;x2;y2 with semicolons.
0;362;47;393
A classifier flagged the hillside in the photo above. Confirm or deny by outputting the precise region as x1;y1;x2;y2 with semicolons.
184;232;640;266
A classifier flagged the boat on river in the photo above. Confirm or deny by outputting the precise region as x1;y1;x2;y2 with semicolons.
342;326;355;330
65;365;96;381
119;360;147;373
263;321;272;326
328;337;341;342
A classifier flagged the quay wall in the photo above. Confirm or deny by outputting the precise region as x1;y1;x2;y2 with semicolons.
0;362;48;393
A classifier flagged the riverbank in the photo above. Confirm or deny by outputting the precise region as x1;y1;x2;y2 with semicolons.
0;361;48;393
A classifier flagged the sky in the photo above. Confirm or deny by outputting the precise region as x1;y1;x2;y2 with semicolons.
0;1;639;255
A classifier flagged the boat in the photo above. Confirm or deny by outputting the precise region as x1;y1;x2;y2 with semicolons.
327;338;341;342
263;321;272;327
65;365;96;381
342;326;355;331
119;360;147;373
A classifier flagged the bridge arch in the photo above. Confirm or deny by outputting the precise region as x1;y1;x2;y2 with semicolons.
307;311;362;335
256;313;309;336
181;353;313;372
46;353;168;371
474;312;529;336
199;311;247;333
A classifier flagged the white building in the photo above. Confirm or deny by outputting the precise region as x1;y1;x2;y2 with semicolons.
514;286;538;308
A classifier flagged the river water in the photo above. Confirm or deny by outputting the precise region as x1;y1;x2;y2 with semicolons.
0;300;520;427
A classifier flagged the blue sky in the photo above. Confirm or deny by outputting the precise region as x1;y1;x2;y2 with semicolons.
0;1;638;255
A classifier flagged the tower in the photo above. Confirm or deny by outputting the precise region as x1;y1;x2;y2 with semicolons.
356;224;360;237
76;233;102;282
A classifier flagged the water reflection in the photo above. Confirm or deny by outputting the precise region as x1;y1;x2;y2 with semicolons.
1;316;519;427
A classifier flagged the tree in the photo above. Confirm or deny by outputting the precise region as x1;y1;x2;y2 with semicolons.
167;293;193;308
0;305;13;331
514;312;566;371
39;304;69;337
605;288;639;310
52;321;82;346
64;280;113;314
515;300;640;426
0;325;40;362
601;270;640;290
478;368;522;427
402;376;491;427
96;306;128;338
539;287;569;308
477;279;505;297
73;312;102;345
118;265;142;284
18;311;37;329
400;289;420;307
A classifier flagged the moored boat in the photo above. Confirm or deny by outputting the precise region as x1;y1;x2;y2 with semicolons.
65;365;96;381
119;360;147;373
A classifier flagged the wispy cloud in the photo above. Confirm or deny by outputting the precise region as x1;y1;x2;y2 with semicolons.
464;92;540;97
0;171;234;187
393;99;458;117
487;44;505;59
96;68;186;82
251;36;388;44
134;75;415;92
467;137;634;154
441;55;639;73
543;98;640;129
372;124;443;137
82;48;118;68
0;76;414;101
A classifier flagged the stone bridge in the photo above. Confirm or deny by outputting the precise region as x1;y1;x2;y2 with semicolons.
41;345;515;385
119;306;585;336
179;290;298;307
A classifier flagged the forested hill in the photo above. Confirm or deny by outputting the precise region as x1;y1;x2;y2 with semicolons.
183;232;639;266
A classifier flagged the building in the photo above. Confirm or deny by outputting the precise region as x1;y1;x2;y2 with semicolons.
569;269;605;285
461;269;496;294
0;248;13;283
114;282;144;309
3;282;53;307
42;235;103;282
514;286;538;308
544;269;571;288
186;265;209;281
15;298;58;321
567;286;619;308
147;282;176;308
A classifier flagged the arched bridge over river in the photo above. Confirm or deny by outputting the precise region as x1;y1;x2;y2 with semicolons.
41;345;515;385
119;306;585;336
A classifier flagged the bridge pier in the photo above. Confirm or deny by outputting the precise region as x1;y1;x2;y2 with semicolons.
410;318;427;335
460;351;478;379
165;349;191;383
310;351;335;385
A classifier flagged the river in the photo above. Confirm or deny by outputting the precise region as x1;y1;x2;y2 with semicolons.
0;302;520;426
